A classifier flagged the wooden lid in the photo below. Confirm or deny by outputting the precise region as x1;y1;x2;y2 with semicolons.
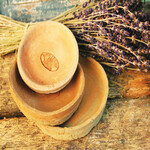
37;56;109;140
17;21;79;93
9;60;85;125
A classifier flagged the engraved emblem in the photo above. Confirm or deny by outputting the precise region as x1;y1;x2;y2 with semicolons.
40;52;59;72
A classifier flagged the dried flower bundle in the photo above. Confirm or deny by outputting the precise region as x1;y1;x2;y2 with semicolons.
0;0;150;73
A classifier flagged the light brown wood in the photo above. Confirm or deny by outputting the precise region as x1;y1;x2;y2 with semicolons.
0;98;149;149
0;53;150;149
17;21;79;94
0;53;23;119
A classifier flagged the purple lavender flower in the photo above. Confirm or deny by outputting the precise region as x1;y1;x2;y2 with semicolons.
87;8;93;14
68;0;150;73
90;37;95;44
144;21;149;27
129;13;135;19
114;4;118;12
147;42;150;48
143;60;150;68
123;6;128;13
83;2;87;8
73;12;77;18
107;33;112;40
99;2;102;10
139;22;144;28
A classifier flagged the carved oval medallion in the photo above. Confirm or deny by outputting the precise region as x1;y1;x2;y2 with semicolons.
40;52;59;72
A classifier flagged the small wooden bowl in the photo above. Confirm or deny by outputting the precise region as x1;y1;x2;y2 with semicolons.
9;61;85;125
17;21;79;93
37;57;109;140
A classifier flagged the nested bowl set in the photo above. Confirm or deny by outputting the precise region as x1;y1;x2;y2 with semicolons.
9;21;109;140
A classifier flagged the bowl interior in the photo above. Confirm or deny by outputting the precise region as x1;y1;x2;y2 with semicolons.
18;21;78;86
59;57;108;127
10;61;83;112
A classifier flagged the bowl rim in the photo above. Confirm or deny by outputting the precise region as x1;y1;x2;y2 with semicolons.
9;60;85;116
17;20;79;94
37;57;109;139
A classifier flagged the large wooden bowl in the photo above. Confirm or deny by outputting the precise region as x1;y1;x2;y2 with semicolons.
37;57;109;140
17;21;79;93
9;61;85;125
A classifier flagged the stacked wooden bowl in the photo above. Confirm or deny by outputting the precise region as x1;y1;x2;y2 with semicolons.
9;21;109;140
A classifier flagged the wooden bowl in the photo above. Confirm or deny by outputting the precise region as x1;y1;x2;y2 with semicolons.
9;60;85;125
37;57;109;140
17;21;79;93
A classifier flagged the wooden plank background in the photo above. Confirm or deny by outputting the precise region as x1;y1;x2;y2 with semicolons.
0;0;150;149
0;53;150;150
0;0;82;22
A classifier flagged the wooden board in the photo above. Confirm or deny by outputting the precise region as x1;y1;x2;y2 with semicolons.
0;98;149;149
0;0;82;22
0;0;149;23
0;53;150;149
0;54;23;119
0;0;150;149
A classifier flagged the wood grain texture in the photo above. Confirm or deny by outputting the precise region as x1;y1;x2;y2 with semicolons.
0;53;23;119
0;0;75;22
0;0;150;148
0;54;150;150
0;98;149;149
0;53;121;119
0;53;150;117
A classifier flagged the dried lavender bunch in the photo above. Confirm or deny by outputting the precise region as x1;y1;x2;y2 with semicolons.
51;0;150;73
0;0;149;73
